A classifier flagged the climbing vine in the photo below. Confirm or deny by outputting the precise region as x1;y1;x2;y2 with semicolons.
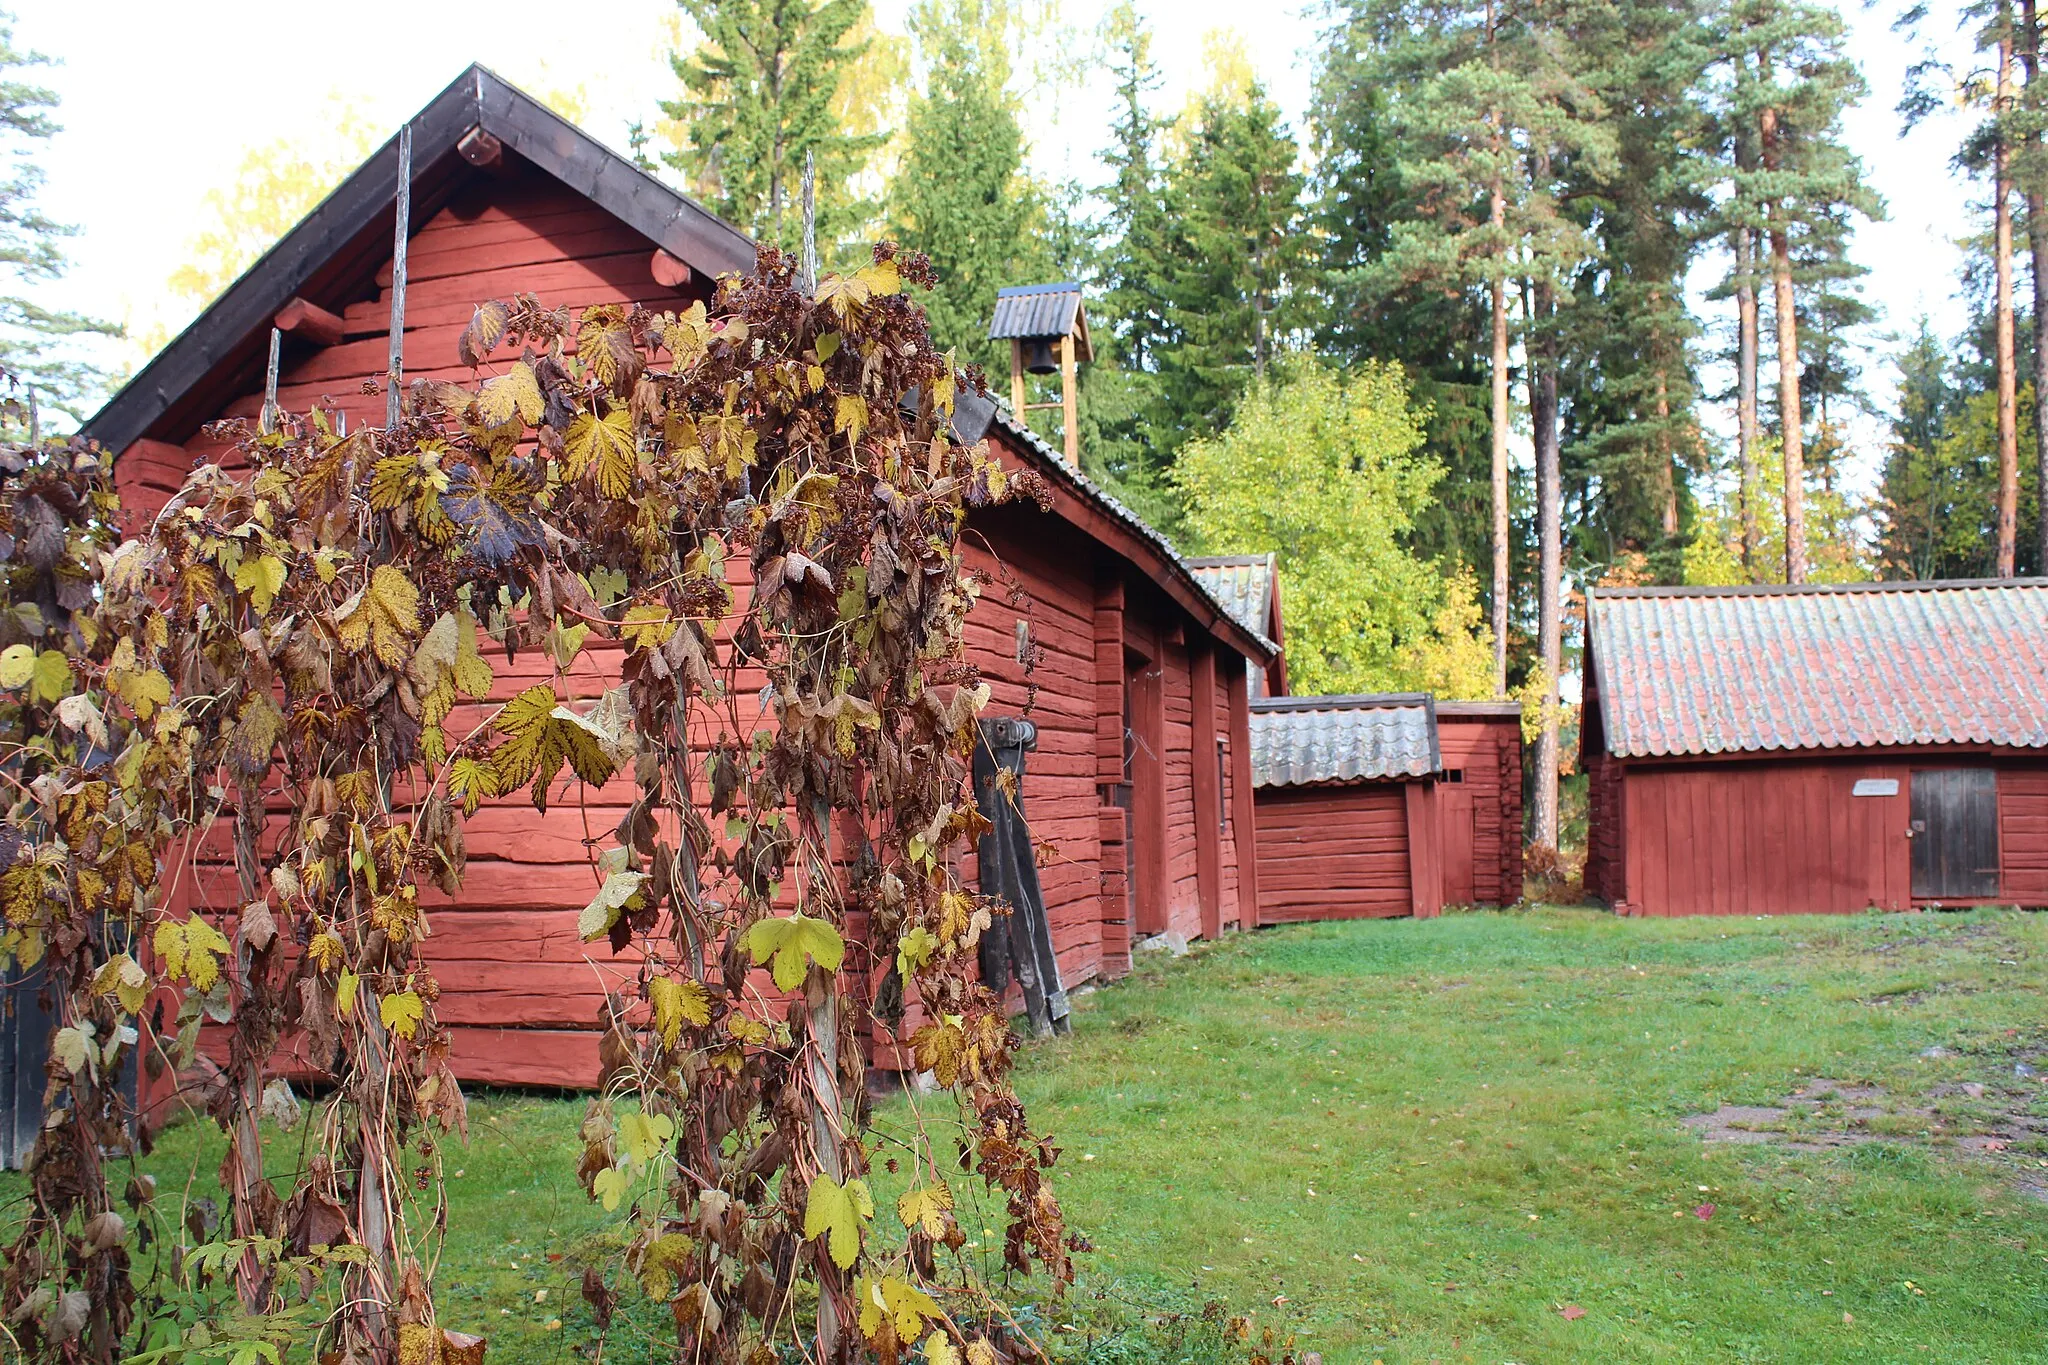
0;246;1070;1361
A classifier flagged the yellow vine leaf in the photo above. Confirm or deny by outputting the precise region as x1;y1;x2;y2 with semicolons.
379;989;425;1039
815;272;871;320
334;564;420;667
897;1180;954;1238
337;967;360;1017
593;1165;632;1212
577;870;646;942
803;1173;873;1270
489;684;620;805
854;258;900;297
448;755;498;817
620;602;677;652
925;1335;960;1365
834;393;868;446
153;916;230;993
0;643;35;688
896;925;938;984
306;930;343;973
741;913;845;993
648;975;711;1047
233;553;287;614
564;408;638;499
29;649;72;704
91;952;150;1016
619;1109;674;1164
477;361;543;426
966;1341;999;1365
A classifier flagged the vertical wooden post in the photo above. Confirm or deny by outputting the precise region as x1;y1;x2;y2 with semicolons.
260;327;282;435
1226;660;1260;929
1191;645;1222;941
1405;781;1443;918
1059;333;1079;466
800;149;817;294
385;123;412;431
1009;339;1027;419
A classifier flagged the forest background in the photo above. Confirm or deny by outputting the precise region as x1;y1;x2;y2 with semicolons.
0;0;2020;854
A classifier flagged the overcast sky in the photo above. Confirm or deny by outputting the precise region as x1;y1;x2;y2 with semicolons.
16;0;1983;475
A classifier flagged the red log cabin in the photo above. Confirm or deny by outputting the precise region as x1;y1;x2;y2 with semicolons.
79;67;1275;1088
1246;694;1524;923
1584;580;2048;917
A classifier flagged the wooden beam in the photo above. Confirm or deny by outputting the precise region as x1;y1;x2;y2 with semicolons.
1192;644;1223;940
650;248;693;289
457;125;503;169
273;296;344;348
1010;339;1027;421
1226;662;1260;928
1059;333;1079;467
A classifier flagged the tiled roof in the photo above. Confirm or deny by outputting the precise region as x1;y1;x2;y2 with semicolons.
987;282;1083;341
1250;694;1441;787
1587;580;2048;758
1187;554;1276;640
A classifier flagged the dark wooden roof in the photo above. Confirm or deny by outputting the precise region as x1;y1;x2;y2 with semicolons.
83;65;754;455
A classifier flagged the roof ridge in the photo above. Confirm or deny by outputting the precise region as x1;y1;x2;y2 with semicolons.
1590;577;2048;599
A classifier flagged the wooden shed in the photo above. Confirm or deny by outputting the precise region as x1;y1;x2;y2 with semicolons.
74;66;1275;1088
1584;580;2048;917
1247;694;1523;923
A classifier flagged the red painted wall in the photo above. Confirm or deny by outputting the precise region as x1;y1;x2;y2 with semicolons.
1435;710;1524;906
115;162;1254;1087
1596;751;2048;917
1253;785;1412;922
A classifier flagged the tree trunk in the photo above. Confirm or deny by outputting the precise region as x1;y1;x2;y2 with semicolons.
1656;365;1677;537
1997;27;2021;577
1490;253;1510;699
2026;0;2048;572
1737;226;1761;572
1531;282;1562;852
1761;91;1806;583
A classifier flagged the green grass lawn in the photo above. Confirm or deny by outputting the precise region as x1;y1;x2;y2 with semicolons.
9;906;2048;1363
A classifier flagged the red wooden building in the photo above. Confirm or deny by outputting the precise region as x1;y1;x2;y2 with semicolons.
1247;694;1523;922
81;68;1274;1086
1584;580;2048;917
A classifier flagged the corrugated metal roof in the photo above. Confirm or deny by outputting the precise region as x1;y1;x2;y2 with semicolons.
988;282;1082;340
1588;579;2048;758
1187;555;1276;640
1250;694;1441;787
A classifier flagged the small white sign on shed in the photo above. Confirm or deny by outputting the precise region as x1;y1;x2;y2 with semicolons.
1851;778;1899;797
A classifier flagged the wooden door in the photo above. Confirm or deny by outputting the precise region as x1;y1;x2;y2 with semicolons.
1910;768;2000;899
1125;651;1168;933
1439;781;1477;905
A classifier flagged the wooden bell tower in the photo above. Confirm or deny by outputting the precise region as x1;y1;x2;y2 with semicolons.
987;282;1093;466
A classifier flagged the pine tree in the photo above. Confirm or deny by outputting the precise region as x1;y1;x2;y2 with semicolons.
1726;0;1877;583
0;17;113;428
663;0;881;247
886;0;1045;372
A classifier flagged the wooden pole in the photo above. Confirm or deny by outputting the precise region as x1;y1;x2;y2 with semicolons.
260;327;282;435
800;149;817;294
1059;335;1079;466
1010;339;1027;419
385;123;412;431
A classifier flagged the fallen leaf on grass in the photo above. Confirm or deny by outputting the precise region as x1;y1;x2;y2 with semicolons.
1560;1304;1587;1321
1695;1203;1716;1220
1843;1311;1856;1325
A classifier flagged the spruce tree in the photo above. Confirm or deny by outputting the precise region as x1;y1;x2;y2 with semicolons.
663;0;881;247
1152;81;1309;451
0;16;113;428
886;0;1045;373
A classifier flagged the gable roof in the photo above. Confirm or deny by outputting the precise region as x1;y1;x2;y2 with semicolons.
987;282;1091;361
85;66;1269;670
1187;555;1277;639
1587;579;2048;758
1249;693;1440;787
83;65;753;456
953;392;1276;666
